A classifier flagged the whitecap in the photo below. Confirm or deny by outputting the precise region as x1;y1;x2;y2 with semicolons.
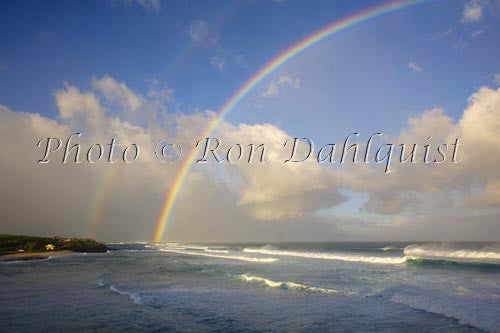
243;248;406;264
239;274;353;295
158;248;278;263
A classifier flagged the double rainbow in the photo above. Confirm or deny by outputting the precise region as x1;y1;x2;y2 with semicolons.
153;0;435;242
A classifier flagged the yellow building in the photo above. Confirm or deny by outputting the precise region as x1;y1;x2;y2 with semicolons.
45;244;55;251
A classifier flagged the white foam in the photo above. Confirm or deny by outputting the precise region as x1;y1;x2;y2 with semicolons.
239;274;352;295
243;248;406;264
159;248;278;263
204;248;229;253
404;243;500;263
379;246;399;251
109;285;143;305
180;245;230;254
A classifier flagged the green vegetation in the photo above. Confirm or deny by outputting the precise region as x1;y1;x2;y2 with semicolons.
0;234;109;255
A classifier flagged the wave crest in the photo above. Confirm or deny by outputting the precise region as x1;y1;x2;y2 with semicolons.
243;248;406;264
108;285;144;305
404;243;500;264
239;274;351;295
158;248;278;263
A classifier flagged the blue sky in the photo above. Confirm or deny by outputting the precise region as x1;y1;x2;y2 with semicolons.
1;0;499;134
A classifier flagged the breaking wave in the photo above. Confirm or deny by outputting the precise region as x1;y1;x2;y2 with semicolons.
379;246;400;251
243;247;406;264
238;274;352;295
98;281;144;305
109;286;144;305
182;245;230;253
158;248;278;263
404;243;500;265
242;243;500;267
152;243;229;253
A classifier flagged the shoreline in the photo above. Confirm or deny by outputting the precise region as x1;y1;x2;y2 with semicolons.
0;250;76;262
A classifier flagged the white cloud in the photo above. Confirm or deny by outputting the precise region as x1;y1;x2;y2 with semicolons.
407;62;422;73
92;75;143;112
210;56;225;71
210;44;245;72
337;86;500;220
119;0;161;12
452;37;469;51
461;0;487;24
147;78;174;103
261;75;300;98
493;73;500;85
2;76;500;241
428;28;453;41
54;84;106;131
0;76;341;241
215;123;344;220
188;19;209;43
187;19;245;71
471;26;487;37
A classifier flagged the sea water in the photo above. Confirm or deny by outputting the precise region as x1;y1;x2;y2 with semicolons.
1;242;499;332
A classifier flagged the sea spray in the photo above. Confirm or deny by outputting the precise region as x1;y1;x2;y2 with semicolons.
243;247;406;264
404;243;500;264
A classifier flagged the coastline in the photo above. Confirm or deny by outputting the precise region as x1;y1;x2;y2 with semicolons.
0;250;77;262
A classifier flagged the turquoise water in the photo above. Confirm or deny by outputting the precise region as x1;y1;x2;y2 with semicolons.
1;242;499;332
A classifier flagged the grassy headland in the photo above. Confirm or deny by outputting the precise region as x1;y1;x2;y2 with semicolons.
0;234;109;258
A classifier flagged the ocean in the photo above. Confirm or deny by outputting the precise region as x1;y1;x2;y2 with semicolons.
1;242;499;332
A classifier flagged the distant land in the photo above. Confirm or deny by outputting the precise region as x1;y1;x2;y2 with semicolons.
0;234;109;262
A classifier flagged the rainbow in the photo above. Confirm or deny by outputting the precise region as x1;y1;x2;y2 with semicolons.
85;3;247;235
88;165;116;237
153;0;435;242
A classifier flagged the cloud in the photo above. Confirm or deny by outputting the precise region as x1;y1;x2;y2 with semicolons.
54;84;106;131
337;86;500;218
362;192;420;215
188;19;210;44
428;28;454;41
92;75;143;112
210;56;226;71
210;44;246;72
407;62;422;73
2;76;500;241
0;76;341;241
147;78;174;103
452;37;469;51
214;123;345;220
261;75;300;98
117;0;161;12
493;73;500;85
187;19;245;71
461;0;487;24
471;26;487;37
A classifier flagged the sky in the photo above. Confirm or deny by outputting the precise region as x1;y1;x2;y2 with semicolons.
1;0;500;242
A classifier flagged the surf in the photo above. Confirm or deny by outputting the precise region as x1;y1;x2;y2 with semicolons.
158;247;278;263
243;247;406;264
238;274;353;295
404;243;500;265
